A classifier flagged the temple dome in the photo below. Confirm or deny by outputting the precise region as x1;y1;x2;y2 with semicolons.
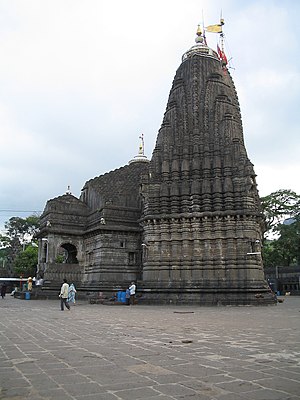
182;25;219;62
129;154;149;164
182;43;219;62
129;134;150;164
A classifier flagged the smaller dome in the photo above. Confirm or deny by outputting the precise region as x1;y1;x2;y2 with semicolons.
182;25;219;63
128;134;150;164
129;154;150;164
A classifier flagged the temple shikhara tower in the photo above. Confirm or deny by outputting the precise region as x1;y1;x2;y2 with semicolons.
37;22;276;305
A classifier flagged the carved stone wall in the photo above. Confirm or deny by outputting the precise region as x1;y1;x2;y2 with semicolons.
37;163;147;292
43;263;82;287
81;230;141;288
140;46;275;305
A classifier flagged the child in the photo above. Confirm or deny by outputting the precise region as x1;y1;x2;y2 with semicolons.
125;288;130;305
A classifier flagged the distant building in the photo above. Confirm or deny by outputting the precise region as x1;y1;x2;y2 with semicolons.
37;24;275;305
265;266;300;295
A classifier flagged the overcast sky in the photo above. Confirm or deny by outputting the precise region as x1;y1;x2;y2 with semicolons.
0;0;299;232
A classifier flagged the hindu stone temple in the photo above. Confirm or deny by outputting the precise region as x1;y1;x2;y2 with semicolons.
37;25;276;305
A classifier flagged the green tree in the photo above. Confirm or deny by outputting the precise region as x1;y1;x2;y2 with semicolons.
260;189;300;236
272;219;300;266
1;215;40;277
262;240;280;268
14;245;38;277
261;190;300;268
0;234;10;248
0;247;9;276
4;216;40;243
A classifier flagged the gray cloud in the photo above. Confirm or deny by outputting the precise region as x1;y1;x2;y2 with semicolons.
1;0;299;230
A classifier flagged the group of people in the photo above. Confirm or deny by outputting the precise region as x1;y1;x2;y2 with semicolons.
59;279;77;311
3;278;136;308
26;276;44;292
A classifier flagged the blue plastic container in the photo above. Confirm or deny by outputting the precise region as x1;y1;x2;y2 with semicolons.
120;291;126;303
25;291;30;300
117;291;122;302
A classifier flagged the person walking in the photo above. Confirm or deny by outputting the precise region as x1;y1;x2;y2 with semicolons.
1;283;7;299
125;287;130;305
68;283;77;305
59;279;70;311
129;282;136;305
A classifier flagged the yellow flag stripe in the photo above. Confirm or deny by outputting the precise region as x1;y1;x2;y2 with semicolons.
205;24;222;33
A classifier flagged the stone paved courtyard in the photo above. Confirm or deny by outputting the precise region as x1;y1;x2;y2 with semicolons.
0;295;300;400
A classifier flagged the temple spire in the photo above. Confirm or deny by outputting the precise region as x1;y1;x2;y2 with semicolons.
140;20;275;305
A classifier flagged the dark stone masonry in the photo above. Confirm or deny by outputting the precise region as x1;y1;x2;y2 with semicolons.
37;28;275;305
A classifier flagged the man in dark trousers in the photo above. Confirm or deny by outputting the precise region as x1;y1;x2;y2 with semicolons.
59;279;70;311
1;283;7;299
129;282;136;305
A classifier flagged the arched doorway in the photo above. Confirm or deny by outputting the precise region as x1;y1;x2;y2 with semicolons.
58;243;78;264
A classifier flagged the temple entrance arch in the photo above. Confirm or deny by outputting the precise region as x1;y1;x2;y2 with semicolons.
58;242;78;264
41;240;48;263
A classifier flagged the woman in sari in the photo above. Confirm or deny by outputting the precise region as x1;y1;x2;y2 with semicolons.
68;283;77;305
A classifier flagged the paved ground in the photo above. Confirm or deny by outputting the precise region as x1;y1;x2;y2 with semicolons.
0;295;300;400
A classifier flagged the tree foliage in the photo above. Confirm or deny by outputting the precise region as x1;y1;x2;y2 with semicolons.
13;245;38;277
4;215;40;243
261;189;300;268
260;189;300;235
0;247;9;276
274;219;300;266
262;240;278;268
0;234;10;248
0;215;40;277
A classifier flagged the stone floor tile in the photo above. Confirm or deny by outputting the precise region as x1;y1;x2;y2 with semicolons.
76;394;120;400
152;383;199;397
113;387;161;400
256;376;300;396
215;379;262;393
61;382;105;396
242;388;295;400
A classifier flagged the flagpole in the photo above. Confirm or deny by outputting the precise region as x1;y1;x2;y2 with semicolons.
202;9;207;46
139;134;144;155
219;16;225;55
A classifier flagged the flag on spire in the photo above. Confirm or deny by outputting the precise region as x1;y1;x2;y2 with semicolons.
205;24;223;33
217;44;228;66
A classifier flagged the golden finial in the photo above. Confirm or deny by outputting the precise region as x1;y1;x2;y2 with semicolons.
195;24;203;44
128;133;149;164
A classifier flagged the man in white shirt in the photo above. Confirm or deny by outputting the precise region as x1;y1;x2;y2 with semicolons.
59;279;70;311
129;282;136;305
